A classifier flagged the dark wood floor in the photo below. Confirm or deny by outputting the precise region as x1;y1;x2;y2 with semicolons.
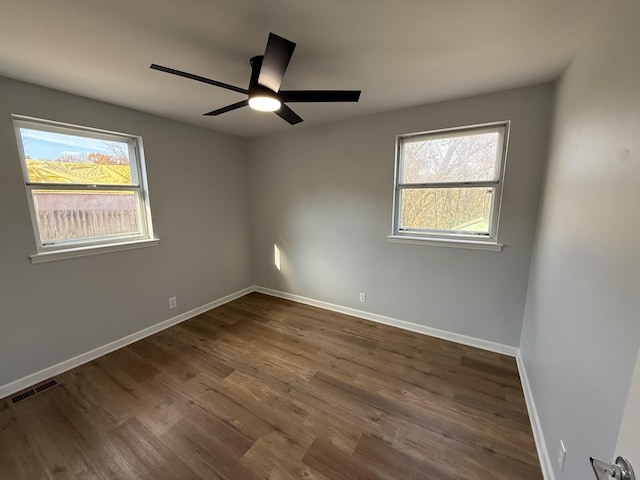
0;293;542;479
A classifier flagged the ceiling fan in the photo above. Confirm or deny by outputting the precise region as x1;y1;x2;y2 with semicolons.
150;33;361;125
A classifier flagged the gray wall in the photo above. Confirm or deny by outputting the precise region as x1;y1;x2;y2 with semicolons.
0;76;252;387
248;85;552;347
520;0;640;478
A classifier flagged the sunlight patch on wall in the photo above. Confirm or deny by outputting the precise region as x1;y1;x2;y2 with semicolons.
274;243;281;271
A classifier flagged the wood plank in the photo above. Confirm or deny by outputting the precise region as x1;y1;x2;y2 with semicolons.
0;292;541;479
353;434;457;480
302;437;387;480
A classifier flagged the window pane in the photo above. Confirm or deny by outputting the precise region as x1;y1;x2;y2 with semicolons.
398;187;494;234
19;128;133;185
31;190;143;243
401;129;502;184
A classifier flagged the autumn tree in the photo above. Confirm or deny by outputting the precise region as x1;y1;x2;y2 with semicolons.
86;152;128;165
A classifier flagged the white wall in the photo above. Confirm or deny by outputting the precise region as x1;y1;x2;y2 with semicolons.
519;0;640;478
0;76;252;388
248;85;553;347
615;346;640;468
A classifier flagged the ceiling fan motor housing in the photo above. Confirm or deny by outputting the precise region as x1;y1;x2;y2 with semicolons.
249;56;264;89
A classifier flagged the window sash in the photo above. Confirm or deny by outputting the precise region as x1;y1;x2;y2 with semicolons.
392;121;509;243
395;185;498;239
13;115;154;253
398;125;506;184
25;183;142;191
27;186;150;250
396;180;499;189
16;119;141;187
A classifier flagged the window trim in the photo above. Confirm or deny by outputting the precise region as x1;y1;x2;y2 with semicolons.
389;121;510;250
28;238;160;264
13;115;158;262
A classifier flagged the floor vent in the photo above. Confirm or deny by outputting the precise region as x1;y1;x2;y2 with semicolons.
7;379;61;407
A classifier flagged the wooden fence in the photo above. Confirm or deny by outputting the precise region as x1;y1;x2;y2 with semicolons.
37;209;139;242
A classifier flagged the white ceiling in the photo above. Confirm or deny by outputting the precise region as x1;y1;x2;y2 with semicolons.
0;0;611;137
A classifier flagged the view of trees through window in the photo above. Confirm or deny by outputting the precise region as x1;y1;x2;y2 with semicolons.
18;127;142;244
398;129;503;235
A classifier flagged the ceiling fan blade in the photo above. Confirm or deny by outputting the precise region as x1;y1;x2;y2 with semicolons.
150;64;248;95
279;90;361;103
275;104;303;125
203;100;249;116
257;33;296;92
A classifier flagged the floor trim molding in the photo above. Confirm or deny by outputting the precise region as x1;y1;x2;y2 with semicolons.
2;284;549;480
516;351;555;480
0;286;254;400
255;286;552;478
254;286;519;357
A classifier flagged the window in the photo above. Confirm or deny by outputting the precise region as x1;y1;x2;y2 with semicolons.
13;116;157;262
390;122;509;249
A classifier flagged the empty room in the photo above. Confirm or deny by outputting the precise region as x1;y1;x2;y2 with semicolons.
0;1;638;479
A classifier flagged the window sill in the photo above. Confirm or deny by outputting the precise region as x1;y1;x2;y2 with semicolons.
387;235;503;251
29;238;160;264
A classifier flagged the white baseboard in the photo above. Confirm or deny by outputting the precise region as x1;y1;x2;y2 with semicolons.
0;286;254;400
2;283;549;480
517;351;555;480
254;286;519;357
254;286;552;477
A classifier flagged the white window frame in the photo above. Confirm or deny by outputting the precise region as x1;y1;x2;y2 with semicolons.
388;121;510;251
13;115;158;263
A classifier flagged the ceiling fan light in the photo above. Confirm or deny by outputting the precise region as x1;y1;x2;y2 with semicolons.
249;95;281;112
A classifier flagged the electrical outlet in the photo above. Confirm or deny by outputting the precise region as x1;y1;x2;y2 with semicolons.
359;292;366;302
558;440;567;471
168;296;177;310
